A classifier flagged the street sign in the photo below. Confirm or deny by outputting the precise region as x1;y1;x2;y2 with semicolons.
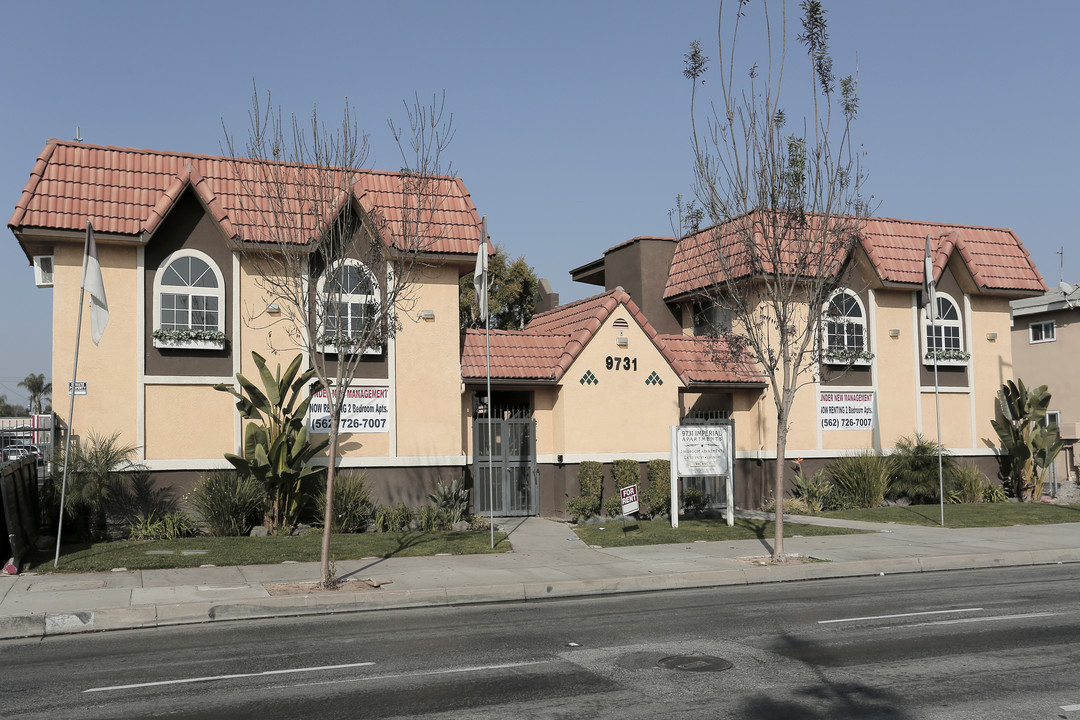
620;484;639;515
67;381;87;396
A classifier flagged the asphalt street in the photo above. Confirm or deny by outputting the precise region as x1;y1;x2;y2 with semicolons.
3;564;1079;719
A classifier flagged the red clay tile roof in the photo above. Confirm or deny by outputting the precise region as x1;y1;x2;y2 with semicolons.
9;140;484;255
664;213;1046;299
656;334;765;385
462;287;765;386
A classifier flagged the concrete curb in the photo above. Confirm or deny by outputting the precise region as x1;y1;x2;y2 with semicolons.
5;550;1080;641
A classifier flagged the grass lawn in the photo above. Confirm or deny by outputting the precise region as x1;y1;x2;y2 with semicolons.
821;503;1080;528
572;517;867;548
27;530;510;574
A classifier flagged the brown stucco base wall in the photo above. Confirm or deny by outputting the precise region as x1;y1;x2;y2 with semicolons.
150;466;467;517
536;453;1007;518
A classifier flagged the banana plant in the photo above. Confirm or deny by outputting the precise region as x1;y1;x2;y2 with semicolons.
991;379;1064;501
215;352;329;531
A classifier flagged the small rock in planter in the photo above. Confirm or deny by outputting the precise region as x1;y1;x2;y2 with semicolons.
291;523;312;536
452;520;471;532
250;526;269;537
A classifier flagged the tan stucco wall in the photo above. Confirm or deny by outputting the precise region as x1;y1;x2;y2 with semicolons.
144;385;234;459
52;241;139;448
394;264;464;458
556;305;683;455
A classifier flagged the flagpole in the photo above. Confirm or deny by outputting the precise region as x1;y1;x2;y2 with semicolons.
481;218;495;549
55;222;93;567
926;235;945;527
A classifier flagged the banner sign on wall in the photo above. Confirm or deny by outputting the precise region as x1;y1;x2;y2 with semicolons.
308;386;391;434
818;391;875;430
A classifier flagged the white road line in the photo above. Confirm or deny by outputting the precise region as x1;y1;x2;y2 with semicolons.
1061;704;1080;712
900;612;1058;628
283;661;550;690
83;661;376;693
819;608;983;624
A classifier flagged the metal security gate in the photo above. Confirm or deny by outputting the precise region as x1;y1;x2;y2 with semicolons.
473;408;537;516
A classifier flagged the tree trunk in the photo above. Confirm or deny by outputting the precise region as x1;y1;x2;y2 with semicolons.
320;420;339;587
773;421;787;562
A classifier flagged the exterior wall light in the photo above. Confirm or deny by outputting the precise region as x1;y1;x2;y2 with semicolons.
986;332;998;341
421;309;436;321
616;335;629;348
267;303;280;314
888;328;900;338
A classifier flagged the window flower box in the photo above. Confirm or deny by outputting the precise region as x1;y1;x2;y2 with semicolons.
821;348;874;366
923;349;970;366
318;333;381;356
152;329;226;350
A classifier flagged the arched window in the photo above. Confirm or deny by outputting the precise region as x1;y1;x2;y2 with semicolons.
152;250;225;348
821;290;870;364
318;260;381;355
923;292;968;364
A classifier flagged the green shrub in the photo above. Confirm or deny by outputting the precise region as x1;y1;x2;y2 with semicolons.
187;471;265;537
983;481;1007;503
829;451;889;509
682;487;711;516
110;471;179;527
565;496;596;522
374;503;415;532
318;471;373;533
947;464;1006;504
468;514;490;531
128;511;200;540
763;496;810;515
427;477;470;524
417;505;451;531
612;459;640;490
570;461;603;519
54;431;146;541
643;459;671;518
888;433;957;503
603;495;624;518
793;468;832;514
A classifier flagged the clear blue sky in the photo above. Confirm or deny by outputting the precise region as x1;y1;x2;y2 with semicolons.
2;0;1077;408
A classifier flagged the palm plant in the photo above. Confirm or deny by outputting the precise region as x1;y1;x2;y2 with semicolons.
18;372;51;415
54;431;144;541
215;352;329;532
887;434;957;504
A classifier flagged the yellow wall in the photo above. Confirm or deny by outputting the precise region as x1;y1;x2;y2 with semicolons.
52;242;139;449
394;264;464;458
144;385;234;458
556;305;682;455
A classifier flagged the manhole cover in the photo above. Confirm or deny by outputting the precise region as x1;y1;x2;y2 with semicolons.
656;655;733;672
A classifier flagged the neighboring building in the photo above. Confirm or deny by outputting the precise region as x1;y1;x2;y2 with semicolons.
1010;282;1080;490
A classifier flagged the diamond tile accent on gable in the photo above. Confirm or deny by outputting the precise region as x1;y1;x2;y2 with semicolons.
645;371;663;386
580;370;598;385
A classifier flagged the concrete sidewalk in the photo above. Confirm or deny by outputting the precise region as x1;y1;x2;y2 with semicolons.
3;513;1080;640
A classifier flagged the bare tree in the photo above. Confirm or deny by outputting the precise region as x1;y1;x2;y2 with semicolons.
684;0;868;561
224;88;456;586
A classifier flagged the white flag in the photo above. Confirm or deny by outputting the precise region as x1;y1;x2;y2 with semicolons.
474;217;489;324
923;235;936;317
84;222;109;345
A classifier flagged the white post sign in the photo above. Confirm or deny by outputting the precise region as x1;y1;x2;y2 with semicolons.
670;424;735;528
620;484;639;516
818;391;875;431
308;386;391;434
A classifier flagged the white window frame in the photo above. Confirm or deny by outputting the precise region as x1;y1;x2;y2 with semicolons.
1029;319;1056;344
821;289;871;365
152;249;226;349
318;259;382;356
921;291;968;365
